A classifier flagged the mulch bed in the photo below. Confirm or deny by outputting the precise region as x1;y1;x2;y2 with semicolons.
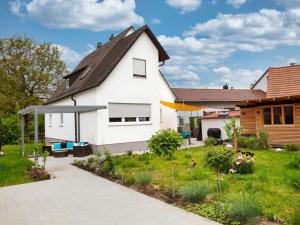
26;167;50;181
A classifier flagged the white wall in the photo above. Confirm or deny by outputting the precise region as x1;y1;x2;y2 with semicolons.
45;32;177;147
95;32;172;145
159;73;177;130
45;88;98;144
252;72;268;92
201;118;240;140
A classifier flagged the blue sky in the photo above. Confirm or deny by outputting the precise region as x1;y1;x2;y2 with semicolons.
1;0;300;88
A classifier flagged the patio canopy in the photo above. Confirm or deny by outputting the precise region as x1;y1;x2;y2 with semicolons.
18;105;107;156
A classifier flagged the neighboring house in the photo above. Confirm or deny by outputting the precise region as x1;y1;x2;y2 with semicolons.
201;111;240;140
240;64;300;146
45;25;177;153
172;87;266;140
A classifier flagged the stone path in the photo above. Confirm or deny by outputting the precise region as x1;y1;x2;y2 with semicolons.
0;156;219;225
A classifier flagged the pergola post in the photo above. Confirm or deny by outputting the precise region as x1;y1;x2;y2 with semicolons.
34;108;38;165
21;115;24;156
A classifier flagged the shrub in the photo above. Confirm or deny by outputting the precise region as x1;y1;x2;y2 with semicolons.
205;148;234;173
126;150;133;157
238;136;258;149
186;202;232;225
180;183;209;203
284;144;299;152
256;131;270;150
2;116;20;145
290;208;300;225
97;156;115;177
137;153;150;161
135;172;152;185
288;173;300;190
232;152;255;174
288;155;300;169
229;194;262;224
204;137;216;146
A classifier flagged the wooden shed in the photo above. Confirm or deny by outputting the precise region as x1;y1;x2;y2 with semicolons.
239;96;300;146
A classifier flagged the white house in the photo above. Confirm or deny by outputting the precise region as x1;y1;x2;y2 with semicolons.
45;25;177;153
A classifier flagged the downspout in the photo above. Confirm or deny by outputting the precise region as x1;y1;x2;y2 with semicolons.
71;95;78;142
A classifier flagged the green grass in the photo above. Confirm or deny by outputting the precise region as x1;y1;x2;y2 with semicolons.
112;146;300;223
0;144;38;187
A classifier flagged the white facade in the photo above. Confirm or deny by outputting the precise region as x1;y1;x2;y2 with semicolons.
45;32;177;152
201;117;240;140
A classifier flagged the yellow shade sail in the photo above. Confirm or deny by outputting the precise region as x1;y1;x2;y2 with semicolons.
160;100;205;111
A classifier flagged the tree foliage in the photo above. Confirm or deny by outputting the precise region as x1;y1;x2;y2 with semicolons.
148;129;183;157
0;36;67;115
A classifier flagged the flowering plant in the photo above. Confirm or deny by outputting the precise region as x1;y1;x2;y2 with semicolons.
231;151;255;174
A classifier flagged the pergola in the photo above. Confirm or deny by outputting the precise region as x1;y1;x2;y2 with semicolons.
18;105;107;156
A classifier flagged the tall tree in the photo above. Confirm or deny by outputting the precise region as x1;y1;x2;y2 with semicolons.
0;36;67;141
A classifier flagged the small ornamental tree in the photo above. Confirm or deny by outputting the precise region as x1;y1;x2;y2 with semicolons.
148;129;183;197
205;148;233;201
224;117;240;152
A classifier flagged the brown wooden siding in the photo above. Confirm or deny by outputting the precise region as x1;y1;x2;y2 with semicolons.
267;65;300;98
240;108;256;135
241;103;300;145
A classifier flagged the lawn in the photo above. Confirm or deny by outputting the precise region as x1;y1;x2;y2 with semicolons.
0;144;36;187
111;147;300;224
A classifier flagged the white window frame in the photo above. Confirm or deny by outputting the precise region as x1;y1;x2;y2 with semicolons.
65;78;70;89
133;58;146;77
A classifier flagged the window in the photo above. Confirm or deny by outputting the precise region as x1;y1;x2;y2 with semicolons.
108;103;151;124
125;117;136;122
263;108;271;125
59;113;64;126
139;117;150;122
49;114;52;127
65;78;70;89
273;107;282;124
263;105;294;126
133;58;146;77
284;106;294;124
109;118;122;123
80;66;92;80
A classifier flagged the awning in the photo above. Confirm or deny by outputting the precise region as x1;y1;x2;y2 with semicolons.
160;100;205;111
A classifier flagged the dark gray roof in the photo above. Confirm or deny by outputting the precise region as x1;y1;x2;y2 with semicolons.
47;25;169;104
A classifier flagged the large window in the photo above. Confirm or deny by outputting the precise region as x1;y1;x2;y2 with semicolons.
263;108;272;125
108;103;151;124
273;107;282;124
59;113;64;126
133;58;146;77
263;105;294;126
284;106;294;124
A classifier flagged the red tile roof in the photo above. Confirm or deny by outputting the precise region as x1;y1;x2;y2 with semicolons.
172;88;266;102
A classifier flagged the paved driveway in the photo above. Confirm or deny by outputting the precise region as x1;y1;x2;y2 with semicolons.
0;156;219;225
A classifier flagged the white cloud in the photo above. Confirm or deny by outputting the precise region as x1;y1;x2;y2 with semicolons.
166;0;201;14
10;0;144;31
213;66;263;88
52;44;96;70
184;9;300;50
227;0;247;8
151;18;161;25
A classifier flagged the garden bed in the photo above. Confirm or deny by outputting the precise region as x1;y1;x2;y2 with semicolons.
74;147;300;225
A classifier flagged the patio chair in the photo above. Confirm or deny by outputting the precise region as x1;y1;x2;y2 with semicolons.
52;143;68;158
66;141;74;154
73;142;92;157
